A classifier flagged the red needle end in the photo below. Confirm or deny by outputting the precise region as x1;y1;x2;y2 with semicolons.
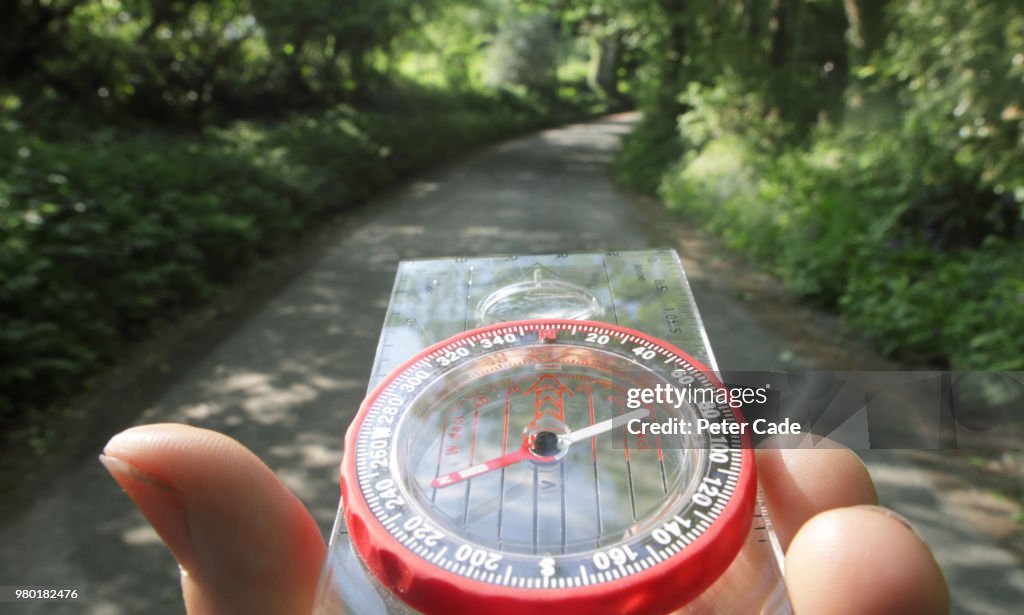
432;446;533;489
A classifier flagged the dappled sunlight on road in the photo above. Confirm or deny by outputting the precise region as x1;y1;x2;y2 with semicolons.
409;181;440;198
121;523;163;547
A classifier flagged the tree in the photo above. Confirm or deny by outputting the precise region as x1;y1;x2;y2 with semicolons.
250;0;436;99
0;0;84;82
484;12;562;97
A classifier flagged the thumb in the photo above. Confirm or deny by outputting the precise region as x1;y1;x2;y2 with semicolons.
100;423;327;615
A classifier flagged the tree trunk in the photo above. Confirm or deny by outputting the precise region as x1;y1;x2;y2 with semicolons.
843;0;888;65
747;0;761;44
843;0;891;117
770;0;790;69
588;31;622;100
656;0;689;119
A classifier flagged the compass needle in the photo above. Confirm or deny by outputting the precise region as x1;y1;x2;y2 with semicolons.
565;408;650;445
432;409;648;489
432;448;534;489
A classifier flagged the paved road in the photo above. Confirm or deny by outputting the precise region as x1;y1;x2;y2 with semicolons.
1;114;1021;613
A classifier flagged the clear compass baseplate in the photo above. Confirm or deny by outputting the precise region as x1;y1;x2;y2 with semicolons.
315;251;791;615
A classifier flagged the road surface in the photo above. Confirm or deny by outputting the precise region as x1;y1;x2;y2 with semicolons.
0;114;1021;613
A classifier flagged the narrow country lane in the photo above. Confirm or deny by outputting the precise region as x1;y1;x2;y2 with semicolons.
1;115;1021;614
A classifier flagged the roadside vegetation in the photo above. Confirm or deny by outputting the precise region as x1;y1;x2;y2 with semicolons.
0;1;616;427
613;0;1024;370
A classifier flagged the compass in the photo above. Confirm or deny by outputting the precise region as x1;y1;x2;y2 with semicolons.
340;319;756;615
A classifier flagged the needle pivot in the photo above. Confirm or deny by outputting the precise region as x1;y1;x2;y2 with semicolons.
531;430;560;456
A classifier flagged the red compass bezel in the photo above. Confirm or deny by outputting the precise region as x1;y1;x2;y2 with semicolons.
340;319;757;615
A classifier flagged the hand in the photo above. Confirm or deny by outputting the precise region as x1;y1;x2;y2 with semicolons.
101;423;950;614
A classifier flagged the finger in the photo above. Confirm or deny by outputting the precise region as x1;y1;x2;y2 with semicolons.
100;423;327;615
786;506;950;614
755;446;878;548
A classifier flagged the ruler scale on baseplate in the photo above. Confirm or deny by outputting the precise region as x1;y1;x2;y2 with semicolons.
315;250;791;615
370;250;717;390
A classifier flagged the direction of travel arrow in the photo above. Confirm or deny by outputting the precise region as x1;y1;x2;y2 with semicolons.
525;373;573;421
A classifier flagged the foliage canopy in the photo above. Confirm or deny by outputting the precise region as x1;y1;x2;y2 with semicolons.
3;0;1023;432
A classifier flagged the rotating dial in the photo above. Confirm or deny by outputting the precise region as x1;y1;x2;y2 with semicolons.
340;320;755;615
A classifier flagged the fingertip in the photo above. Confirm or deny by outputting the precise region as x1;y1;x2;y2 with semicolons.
101;423;327;615
786;506;949;615
99;451;196;569
756;446;877;548
103;423;260;486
